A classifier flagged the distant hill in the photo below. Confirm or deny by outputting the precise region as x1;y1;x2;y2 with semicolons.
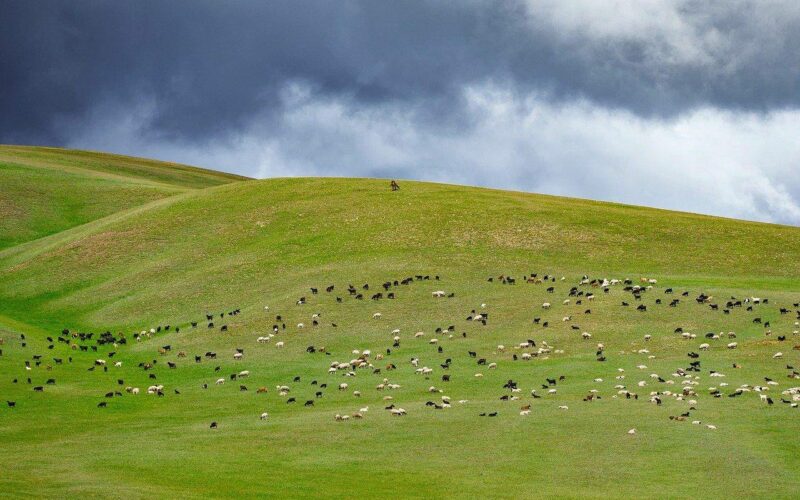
0;145;248;250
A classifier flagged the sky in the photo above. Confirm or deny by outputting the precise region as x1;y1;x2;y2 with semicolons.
2;1;800;224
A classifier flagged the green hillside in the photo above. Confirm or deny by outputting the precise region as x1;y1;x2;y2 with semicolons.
1;151;799;498
0;145;248;250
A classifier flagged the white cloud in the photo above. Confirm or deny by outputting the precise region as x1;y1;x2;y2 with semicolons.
68;83;800;225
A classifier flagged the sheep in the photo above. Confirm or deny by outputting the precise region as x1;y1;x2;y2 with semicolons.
339;383;348;391
699;343;710;351
774;352;783;359
542;302;551;309
373;313;382;319
260;412;269;420
432;291;446;298
234;352;243;360
727;342;738;349
275;341;285;348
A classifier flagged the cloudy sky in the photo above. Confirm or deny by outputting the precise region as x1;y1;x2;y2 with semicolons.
3;1;800;224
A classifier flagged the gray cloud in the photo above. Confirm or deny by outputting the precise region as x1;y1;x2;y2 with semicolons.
3;1;800;224
4;0;800;143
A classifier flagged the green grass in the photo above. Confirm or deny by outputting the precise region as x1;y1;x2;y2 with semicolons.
0;150;799;498
0;145;248;250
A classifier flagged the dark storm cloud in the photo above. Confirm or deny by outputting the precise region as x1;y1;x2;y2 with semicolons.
3;0;800;145
4;1;800;225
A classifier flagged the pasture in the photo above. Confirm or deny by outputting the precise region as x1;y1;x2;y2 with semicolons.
0;147;799;498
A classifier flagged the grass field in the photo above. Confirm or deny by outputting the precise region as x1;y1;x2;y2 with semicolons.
1;147;799;498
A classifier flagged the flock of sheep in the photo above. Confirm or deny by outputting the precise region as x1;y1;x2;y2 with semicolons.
4;273;800;435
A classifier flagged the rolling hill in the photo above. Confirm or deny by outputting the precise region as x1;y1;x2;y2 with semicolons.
1;148;799;498
0;145;248;250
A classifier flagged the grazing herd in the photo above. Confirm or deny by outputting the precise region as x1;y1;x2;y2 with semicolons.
3;272;799;436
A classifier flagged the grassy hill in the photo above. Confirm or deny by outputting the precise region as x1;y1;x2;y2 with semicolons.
0;145;248;250
1;149;799;498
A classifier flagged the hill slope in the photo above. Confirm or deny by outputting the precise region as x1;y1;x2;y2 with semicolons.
1;176;798;332
1;152;799;498
0;145;248;250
